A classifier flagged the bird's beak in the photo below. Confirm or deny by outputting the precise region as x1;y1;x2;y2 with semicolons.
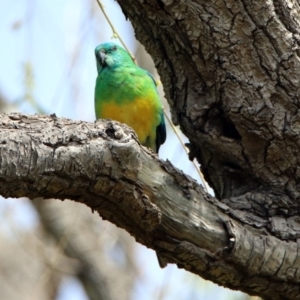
100;52;106;65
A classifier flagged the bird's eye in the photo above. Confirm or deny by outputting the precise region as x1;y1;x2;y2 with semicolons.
111;46;117;51
100;49;106;54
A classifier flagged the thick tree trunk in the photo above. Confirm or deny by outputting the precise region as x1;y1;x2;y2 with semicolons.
0;113;299;299
113;0;300;298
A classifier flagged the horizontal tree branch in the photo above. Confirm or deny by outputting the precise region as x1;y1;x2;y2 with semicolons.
1;113;299;299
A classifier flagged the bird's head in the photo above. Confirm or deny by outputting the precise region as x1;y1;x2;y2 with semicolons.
95;42;133;73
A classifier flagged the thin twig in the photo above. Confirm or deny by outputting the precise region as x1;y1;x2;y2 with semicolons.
95;0;135;61
163;111;209;192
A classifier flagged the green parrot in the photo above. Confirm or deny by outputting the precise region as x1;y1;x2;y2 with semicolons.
94;42;166;153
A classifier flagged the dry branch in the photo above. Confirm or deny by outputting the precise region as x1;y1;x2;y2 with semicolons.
0;113;298;299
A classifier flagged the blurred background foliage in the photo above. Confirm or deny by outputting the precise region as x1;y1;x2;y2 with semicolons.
0;0;260;299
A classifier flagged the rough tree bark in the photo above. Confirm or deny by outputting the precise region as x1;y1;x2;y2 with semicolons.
0;112;299;300
112;0;300;298
2;0;300;299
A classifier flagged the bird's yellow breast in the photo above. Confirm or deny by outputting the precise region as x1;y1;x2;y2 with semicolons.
99;97;160;145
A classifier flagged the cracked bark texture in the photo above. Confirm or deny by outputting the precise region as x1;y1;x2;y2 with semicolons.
1;113;300;299
116;0;300;298
117;0;300;214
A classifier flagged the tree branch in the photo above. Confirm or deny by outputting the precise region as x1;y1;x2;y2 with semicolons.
1;112;299;299
32;199;136;300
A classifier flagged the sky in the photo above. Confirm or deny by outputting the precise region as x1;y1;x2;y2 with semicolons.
0;0;248;299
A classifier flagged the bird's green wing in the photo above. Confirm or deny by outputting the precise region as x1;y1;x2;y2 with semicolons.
145;71;166;152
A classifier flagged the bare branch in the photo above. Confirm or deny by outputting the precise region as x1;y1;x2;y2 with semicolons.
0;113;299;299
